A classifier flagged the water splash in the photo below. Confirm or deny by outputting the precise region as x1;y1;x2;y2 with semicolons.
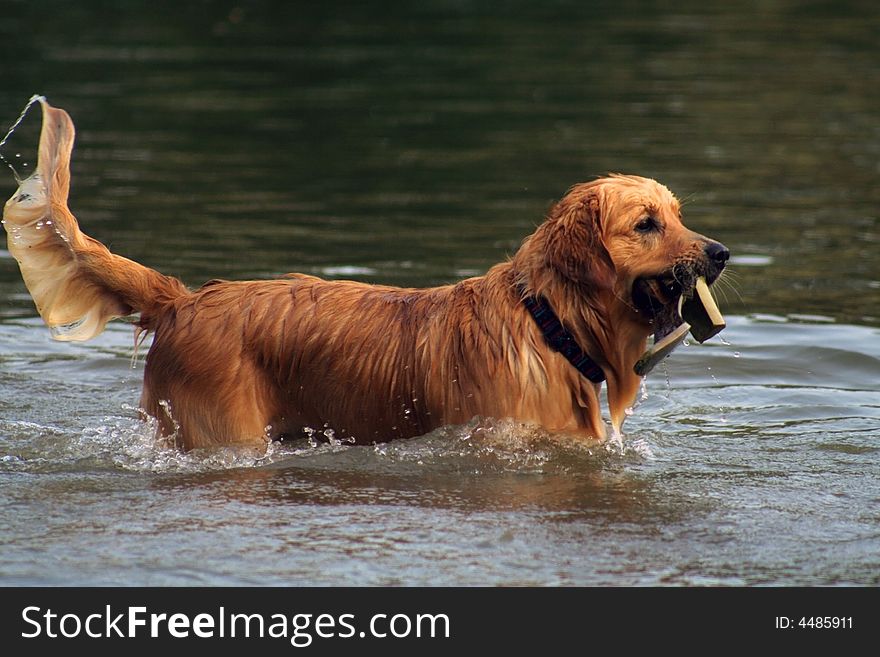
607;425;625;453
0;406;295;475
445;417;652;469
372;417;588;472
0;94;44;183
3;408;656;477
301;425;355;448
303;426;318;447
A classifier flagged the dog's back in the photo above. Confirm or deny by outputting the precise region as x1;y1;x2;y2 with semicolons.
140;268;593;448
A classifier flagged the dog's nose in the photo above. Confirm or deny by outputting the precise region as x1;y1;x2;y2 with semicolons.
704;241;730;266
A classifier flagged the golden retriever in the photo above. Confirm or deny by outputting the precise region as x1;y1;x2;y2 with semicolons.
4;99;729;450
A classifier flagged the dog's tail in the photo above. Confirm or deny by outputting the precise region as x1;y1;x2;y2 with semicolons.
3;98;187;341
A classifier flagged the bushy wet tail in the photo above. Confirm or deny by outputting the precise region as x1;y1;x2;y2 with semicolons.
2;98;186;340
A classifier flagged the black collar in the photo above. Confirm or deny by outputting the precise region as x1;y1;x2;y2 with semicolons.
518;286;606;384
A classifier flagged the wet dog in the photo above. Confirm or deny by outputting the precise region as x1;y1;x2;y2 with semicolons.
4;99;728;450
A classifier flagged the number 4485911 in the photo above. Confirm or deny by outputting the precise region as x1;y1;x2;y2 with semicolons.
775;617;853;629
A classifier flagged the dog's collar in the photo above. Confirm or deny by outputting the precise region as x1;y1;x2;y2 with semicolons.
518;286;606;384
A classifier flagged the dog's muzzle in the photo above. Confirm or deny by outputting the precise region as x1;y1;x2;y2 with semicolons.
632;240;729;376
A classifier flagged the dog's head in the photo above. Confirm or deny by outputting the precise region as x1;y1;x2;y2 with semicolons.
516;174;728;358
594;174;728;342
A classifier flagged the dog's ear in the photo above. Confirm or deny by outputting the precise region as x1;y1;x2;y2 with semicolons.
544;192;616;291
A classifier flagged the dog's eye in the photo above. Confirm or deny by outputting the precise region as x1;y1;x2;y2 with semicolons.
635;216;659;233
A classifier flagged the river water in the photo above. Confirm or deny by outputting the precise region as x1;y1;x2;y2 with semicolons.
0;0;878;585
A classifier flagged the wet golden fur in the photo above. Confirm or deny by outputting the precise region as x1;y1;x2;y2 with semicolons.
5;102;724;450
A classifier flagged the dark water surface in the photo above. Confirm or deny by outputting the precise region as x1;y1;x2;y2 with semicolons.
1;1;878;585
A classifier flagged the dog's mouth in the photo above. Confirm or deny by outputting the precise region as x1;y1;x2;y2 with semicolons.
631;267;725;376
632;273;688;342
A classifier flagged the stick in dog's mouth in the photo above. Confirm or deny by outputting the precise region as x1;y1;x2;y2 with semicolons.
633;276;725;376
